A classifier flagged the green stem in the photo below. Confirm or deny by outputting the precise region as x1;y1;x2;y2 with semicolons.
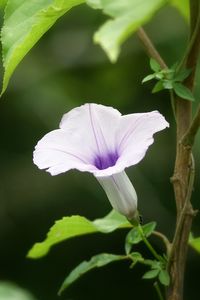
154;282;164;300
138;224;163;262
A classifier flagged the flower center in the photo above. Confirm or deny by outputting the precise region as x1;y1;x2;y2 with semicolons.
94;152;119;170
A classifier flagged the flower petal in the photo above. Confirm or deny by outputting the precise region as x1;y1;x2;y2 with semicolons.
97;171;138;219
60;103;121;158
117;111;169;167
33;129;97;175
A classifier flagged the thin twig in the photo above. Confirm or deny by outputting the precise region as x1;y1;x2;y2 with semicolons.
154;282;164;300
137;27;167;69
152;231;171;256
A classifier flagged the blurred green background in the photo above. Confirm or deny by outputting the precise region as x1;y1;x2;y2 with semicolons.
0;4;200;300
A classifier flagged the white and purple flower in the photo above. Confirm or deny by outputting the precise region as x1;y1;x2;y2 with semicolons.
33;103;169;220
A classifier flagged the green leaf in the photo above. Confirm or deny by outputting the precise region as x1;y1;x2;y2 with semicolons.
28;210;131;258
142;269;160;279
173;82;195;101
87;0;166;62
174;68;191;82
129;252;144;268
0;282;36;300
58;253;125;294
1;0;85;94
169;0;189;20
189;234;200;254
125;222;156;254
158;269;170;286
86;0;101;9
0;0;7;9
152;81;164;93
162;80;173;89
150;58;161;72
142;73;155;83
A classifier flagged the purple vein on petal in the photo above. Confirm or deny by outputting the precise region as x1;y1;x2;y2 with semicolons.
88;103;109;156
36;147;89;164
118;115;145;150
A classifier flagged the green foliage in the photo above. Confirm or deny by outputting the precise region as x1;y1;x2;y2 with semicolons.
125;222;156;254
172;82;195;101
158;269;170;286
1;0;85;94
0;282;36;300
27;210;130;258
143;59;194;101
142;259;170;286
86;0;166;62
0;0;7;9
150;58;161;72
58;253;125;295
189;234;200;254
142;269;160;279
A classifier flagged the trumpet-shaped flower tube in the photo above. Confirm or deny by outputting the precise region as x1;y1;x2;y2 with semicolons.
33;104;169;219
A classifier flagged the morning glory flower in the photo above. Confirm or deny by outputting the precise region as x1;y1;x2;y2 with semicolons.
33;103;169;220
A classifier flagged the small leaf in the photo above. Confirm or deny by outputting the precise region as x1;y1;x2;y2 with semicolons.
174;68;191;82
162;80;173;89
189;234;200;254
142;74;155;83
152;81;164;93
58;253;125;294
158;270;170;286
125;222;156;254
28;210;130;258
142;269;160;279
142;222;157;237
129;252;144;268
150;58;161;72
173;82;195;101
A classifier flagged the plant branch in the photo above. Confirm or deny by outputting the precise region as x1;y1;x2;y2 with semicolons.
167;1;200;299
154;282;164;300
137;27;167;69
138;225;164;262
152;231;171;256
168;155;195;269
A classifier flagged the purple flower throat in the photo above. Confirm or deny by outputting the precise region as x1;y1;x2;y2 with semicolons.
94;151;119;170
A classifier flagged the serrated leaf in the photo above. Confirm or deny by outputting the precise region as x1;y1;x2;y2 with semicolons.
142;269;160;279
142;74;155;83
28;210;131;258
173;82;195;101
152;81;164;93
158;269;170;286
169;0;189;20
88;0;166;62
150;58;161;72
58;253;125;294
125;222;156;254
1;0;85;94
189;235;200;254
